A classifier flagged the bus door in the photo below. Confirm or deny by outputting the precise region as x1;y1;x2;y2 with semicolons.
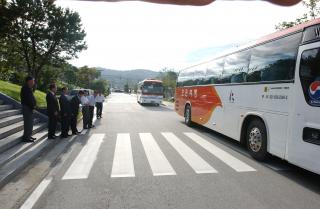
287;42;320;174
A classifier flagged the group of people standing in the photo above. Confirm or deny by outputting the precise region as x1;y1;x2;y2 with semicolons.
46;84;105;139
20;76;105;142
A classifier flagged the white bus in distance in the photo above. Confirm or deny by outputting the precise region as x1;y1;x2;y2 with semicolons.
137;79;164;106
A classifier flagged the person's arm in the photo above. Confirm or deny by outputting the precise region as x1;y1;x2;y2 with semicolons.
46;94;52;114
27;88;36;110
59;97;65;115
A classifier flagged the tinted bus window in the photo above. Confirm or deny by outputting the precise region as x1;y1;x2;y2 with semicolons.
205;58;224;84
300;48;320;107
248;32;301;82
193;67;206;85
220;69;232;84
178;68;194;86
224;50;250;83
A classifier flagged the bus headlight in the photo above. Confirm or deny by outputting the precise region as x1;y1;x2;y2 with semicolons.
303;127;320;145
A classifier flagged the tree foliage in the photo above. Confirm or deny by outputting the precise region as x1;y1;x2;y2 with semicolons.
124;83;129;93
76;66;101;88
0;0;112;93
91;79;109;94
275;0;320;30
158;68;178;99
0;0;87;83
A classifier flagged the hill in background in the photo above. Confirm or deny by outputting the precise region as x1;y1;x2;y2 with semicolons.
97;68;159;90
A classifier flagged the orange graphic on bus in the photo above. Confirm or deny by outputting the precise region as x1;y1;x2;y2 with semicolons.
175;86;222;125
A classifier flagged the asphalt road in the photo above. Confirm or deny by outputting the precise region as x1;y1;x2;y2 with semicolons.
22;93;320;209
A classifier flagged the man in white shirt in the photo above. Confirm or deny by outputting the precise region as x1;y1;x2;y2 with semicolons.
95;91;105;119
88;91;96;128
81;91;90;129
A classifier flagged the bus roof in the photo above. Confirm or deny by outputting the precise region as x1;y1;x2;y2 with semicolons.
255;18;320;45
182;18;320;72
141;79;163;83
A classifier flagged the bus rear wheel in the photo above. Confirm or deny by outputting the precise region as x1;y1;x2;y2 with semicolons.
246;119;268;161
184;105;193;127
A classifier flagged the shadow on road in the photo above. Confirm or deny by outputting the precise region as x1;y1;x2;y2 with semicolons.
184;121;320;195
139;103;172;112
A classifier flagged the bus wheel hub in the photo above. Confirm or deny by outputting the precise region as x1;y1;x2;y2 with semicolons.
249;127;262;152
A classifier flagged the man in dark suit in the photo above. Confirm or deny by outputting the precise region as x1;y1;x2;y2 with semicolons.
70;91;84;135
20;76;37;143
46;83;59;139
59;87;71;138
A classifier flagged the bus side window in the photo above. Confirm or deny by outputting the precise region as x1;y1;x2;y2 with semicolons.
220;70;232;84
180;69;194;86
224;50;250;84
205;58;224;85
249;32;301;83
247;67;261;82
231;72;247;83
193;67;206;85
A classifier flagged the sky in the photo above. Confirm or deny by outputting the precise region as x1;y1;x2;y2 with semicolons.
56;0;306;71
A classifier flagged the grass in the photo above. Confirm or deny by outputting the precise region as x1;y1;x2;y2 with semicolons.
0;80;47;108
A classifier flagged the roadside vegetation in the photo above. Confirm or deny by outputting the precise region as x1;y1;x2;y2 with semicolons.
0;0;109;95
0;80;47;108
276;0;320;29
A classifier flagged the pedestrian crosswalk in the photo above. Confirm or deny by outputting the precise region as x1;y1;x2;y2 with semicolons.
162;132;217;174
184;132;256;172
111;133;135;178
62;132;256;180
140;133;176;176
62;134;104;180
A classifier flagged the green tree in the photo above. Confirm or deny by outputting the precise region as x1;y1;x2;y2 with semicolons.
76;66;101;88
90;79;109;94
124;83;129;93
59;63;78;86
158;68;178;99
133;84;138;94
1;0;87;84
275;0;320;30
37;65;63;90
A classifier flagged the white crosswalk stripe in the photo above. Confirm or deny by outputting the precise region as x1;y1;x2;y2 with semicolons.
184;132;256;172
161;132;218;174
62;134;104;180
62;132;257;180
111;133;135;178
140;133;176;176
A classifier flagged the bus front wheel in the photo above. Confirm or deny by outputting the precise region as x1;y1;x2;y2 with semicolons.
246;119;268;161
184;105;193;127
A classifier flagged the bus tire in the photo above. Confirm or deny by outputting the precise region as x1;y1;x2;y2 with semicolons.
184;105;193;127
246;119;268;161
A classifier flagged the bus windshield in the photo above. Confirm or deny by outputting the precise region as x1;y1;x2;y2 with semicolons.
142;82;163;94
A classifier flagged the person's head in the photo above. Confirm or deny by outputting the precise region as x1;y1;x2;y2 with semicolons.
25;76;35;88
78;90;84;97
49;83;57;94
94;91;98;96
98;91;102;96
61;87;68;95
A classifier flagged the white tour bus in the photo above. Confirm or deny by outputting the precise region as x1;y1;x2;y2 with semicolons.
137;79;163;106
175;19;320;174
